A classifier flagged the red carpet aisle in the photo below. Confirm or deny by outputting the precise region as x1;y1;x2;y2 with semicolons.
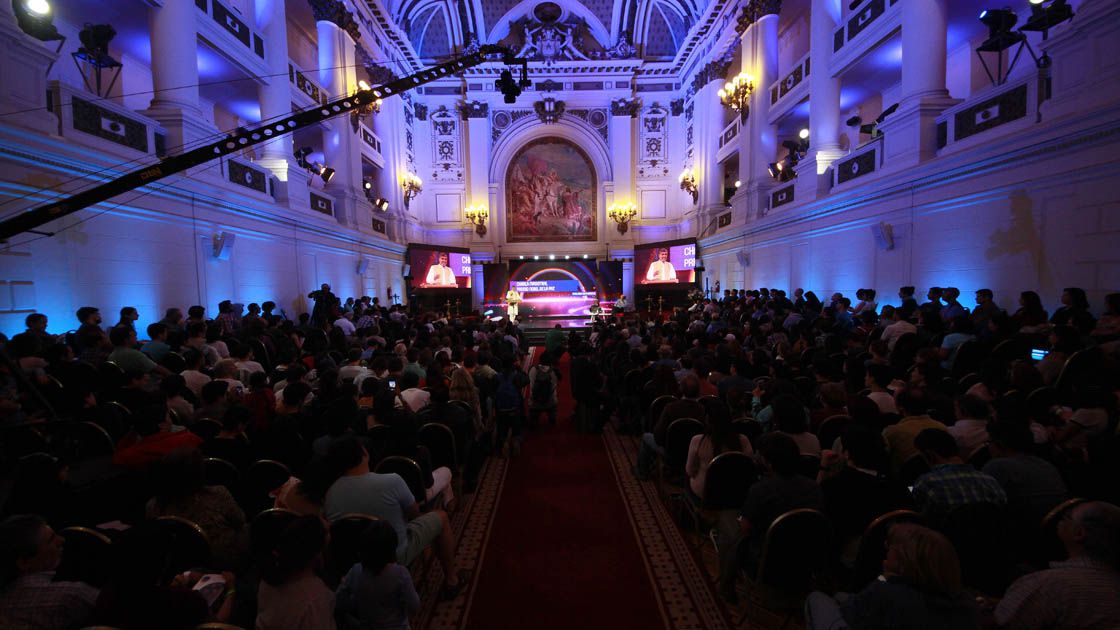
444;349;732;630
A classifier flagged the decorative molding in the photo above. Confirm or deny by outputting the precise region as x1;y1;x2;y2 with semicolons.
591;33;637;60
429;106;462;182
228;160;268;193
198;0;265;59
371;217;386;234
310;191;334;215
671;99;684;116
836;148;878;184
610;98;640;118
690;57;732;95
954;84;1028;142
534;98;566;124
307;0;362;41
355;45;396;86
718;211;732;228
771;184;794;208
639;103;669;179
459;101;489;120
414;103;428;121
71;98;148;152
567;109;609;142
736;0;782;34
537;79;563;92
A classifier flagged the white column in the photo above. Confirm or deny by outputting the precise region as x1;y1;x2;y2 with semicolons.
877;0;956;168
609;108;634;205
900;0;949;103
465;109;491;240
741;13;780;212
808;0;843;162
694;81;724;210
255;0;295;175
0;1;59;134
317;20;364;226
145;0;214;149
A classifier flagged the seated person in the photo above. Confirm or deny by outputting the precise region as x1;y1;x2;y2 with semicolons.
685;399;753;500
140;323;171;364
113;402;204;470
804;523;980;629
819;424;914;562
772;394;821;456
946;394;991;459
982;420;1068;525
322;437;465;598
882;388;948;476
995;501;1120;629
92;523;232;629
911;429;1007;524
336;520;421;629
0;514;99;630
256;516;335;629
145;448;248;570
201;406;254;471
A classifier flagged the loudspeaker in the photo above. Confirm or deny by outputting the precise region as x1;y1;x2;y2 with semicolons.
736;250;751;267
402;264;411;278
212;232;235;260
356;259;369;275
871;222;894;250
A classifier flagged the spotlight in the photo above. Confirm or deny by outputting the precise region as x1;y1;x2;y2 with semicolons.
533;255;539;260
781;139;802;153
294;146;312;168
846;115;862;127
14;0;63;41
564;255;570;259
320;167;335;184
734;180;741;188
358;79;372;91
876;103;899;123
372;197;389;212
583;254;588;259
496;69;522;104
768;162;782;178
363;179;373;190
798;128;809;140
859;123;880;136
978;9;1024;52
77;23;118;66
1022;0;1074;34
520;255;524;259
549;254;555;260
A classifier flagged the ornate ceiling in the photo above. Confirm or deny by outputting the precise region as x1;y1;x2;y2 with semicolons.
383;0;707;61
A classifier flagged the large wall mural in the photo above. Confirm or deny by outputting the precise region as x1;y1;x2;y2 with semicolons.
505;138;597;243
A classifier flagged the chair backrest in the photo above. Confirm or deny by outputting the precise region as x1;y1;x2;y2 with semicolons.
241;459;292;516
648;395;678;428
203;457;241;490
418;422;458;471
153;515;211;575
899;454;930;485
756;508;833;593
161;351;186;374
816;415;852;452
250;508;298;560
366;425;393;466
890;333;920;371
849;509;923;590
1026;386;1059;420
55;526;113;587
702;451;758;510
98;361;126;391
940;501;1014;595
247;339;272;374
665;418;704;469
190;418;223;441
64;421;117;460
952;340;985;378
731;418;762;444
1038;497;1086;564
797;454;822;479
967;444;991;469
326;513;380;586
374;456;426;502
956;372;982;395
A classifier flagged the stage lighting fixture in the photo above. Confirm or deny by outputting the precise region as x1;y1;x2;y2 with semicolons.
734;180;741;188
798;128;810;140
533;255;539;260
768;162;782;178
311;163;334;184
372;197;389;212
846;115;862;127
549;254;555;260
497;69;522;104
978;9;1024;52
520;255;525;259
876;103;899;123
781;139;802;154
294;147;312;168
565;255;570;259
583;254;588;259
363;179;373;190
859;123;880;136
1022;0;1074;34
13;0;63;41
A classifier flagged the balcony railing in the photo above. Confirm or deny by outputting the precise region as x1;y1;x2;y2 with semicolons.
768;51;811;121
195;0;265;61
936;75;1038;154
289;60;328;107
46;81;167;159
222;156;273;197
832;135;884;189
358;121;385;166
831;0;901;74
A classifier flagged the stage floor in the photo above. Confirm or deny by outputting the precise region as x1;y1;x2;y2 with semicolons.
519;317;591;329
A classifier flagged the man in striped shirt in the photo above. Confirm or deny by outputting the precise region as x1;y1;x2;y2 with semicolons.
911;428;1007;523
995;501;1120;629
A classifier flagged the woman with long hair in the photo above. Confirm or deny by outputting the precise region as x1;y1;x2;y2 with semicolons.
1013;290;1048;331
1050;287;1096;335
684;398;753;500
336;520;420;630
805;523;979;629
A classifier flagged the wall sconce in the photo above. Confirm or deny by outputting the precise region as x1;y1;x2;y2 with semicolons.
464;203;489;236
401;173;422;204
607;201;637;234
717;72;754;123
679;168;698;204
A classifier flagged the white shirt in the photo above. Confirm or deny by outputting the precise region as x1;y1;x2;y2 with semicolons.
867;390;898;414
645;259;677;282
506;289;522;303
880;320;917;350
947;419;989;458
182;370;212;398
339;365;372;387
333;317;356;336
425;264;457;286
397;388;430;411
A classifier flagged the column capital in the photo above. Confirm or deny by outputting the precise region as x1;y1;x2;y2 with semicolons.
308;0;362;41
736;0;783;34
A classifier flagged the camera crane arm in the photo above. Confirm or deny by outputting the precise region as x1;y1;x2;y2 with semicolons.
0;45;526;242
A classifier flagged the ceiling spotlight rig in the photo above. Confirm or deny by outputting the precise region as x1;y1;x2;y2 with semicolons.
976;2;1074;86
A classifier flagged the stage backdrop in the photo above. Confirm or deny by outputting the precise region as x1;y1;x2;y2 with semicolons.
505;138;597;243
483;261;622;317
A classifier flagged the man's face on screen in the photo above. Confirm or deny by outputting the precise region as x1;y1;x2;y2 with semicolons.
659;249;669;261
439;254;449;266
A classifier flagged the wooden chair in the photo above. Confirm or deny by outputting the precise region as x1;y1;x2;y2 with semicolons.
731;418;762;444
250;508;298;563
1036;497;1086;567
660;418;703;491
681;452;758;545
56;526;113;587
190;418;223;441
816;415;852;452
647;394;678;433
326;513;381;587
419;422;458;472
153;516;211;574
898;453;930;486
374;456;426;505
740;508;833;628
241;459;291;516
848;509;923;591
203;457;240;492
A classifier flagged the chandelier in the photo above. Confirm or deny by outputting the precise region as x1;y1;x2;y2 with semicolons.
401;173;422;203
718;72;754;123
679;168;698;204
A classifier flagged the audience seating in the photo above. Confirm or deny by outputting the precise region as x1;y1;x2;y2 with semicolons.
816;415;851;452
419;422;457;472
241;459;291;517
202;457;240;492
325;513;381;587
740;508;833;628
731;418;763;444
153;515;211;576
849;509;923;591
374;456;426;505
661;418;703;490
190;419;223;441
55;526;113;587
